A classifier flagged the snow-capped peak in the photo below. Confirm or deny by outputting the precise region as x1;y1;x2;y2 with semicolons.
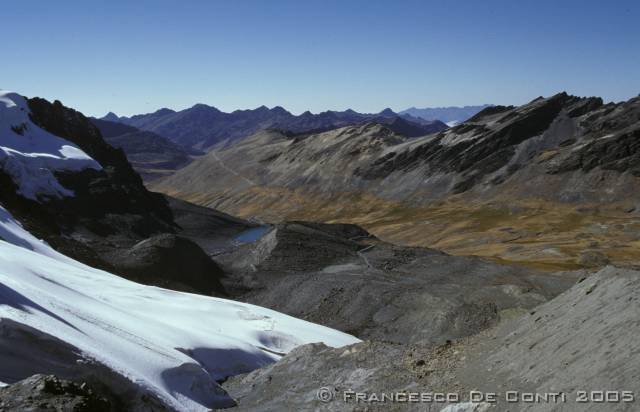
0;91;102;201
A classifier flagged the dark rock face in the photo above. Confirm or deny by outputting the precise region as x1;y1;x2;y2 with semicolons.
26;97;174;230
0;96;227;295
548;97;640;176
250;222;368;273
551;127;640;176
358;93;604;191
109;233;226;295
28;98;145;186
0;375;112;412
288;221;372;240
21;97;174;239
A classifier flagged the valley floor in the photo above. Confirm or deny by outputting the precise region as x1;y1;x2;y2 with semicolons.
157;185;640;272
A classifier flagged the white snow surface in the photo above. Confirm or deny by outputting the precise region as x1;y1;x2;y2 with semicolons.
0;206;360;410
0;91;101;200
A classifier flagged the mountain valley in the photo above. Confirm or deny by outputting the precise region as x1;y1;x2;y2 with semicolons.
152;93;640;271
1;89;639;412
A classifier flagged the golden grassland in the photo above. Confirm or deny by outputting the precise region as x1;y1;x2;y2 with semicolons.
159;185;640;271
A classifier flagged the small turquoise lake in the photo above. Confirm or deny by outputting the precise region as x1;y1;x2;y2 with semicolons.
234;226;271;243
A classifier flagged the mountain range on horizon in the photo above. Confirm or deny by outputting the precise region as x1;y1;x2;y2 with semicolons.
399;104;493;125
101;103;488;125
99;103;456;150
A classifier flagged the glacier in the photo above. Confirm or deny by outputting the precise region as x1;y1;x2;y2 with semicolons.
0;207;359;410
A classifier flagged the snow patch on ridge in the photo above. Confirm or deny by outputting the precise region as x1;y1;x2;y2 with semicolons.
0;91;102;200
0;205;360;410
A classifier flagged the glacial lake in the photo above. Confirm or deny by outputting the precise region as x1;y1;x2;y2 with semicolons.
234;226;271;243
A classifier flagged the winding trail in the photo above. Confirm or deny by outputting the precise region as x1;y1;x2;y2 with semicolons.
356;245;376;271
211;151;257;186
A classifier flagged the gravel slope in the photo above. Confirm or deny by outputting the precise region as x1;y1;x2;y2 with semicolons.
224;267;640;412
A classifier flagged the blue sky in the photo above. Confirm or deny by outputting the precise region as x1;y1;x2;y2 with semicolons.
2;0;639;116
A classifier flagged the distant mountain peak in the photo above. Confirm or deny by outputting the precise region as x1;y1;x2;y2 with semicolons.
102;111;119;122
378;108;396;117
270;106;290;115
154;108;176;116
187;103;222;113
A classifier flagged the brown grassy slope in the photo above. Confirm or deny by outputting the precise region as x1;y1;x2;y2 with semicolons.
155;183;640;271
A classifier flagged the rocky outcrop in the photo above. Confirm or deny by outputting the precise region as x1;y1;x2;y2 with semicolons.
26;96;174;233
247;222;369;273
359;93;604;191
109;233;226;295
548;97;640;176
0;375;112;412
214;221;576;343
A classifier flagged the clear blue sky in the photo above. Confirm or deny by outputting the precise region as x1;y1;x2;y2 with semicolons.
2;0;639;116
